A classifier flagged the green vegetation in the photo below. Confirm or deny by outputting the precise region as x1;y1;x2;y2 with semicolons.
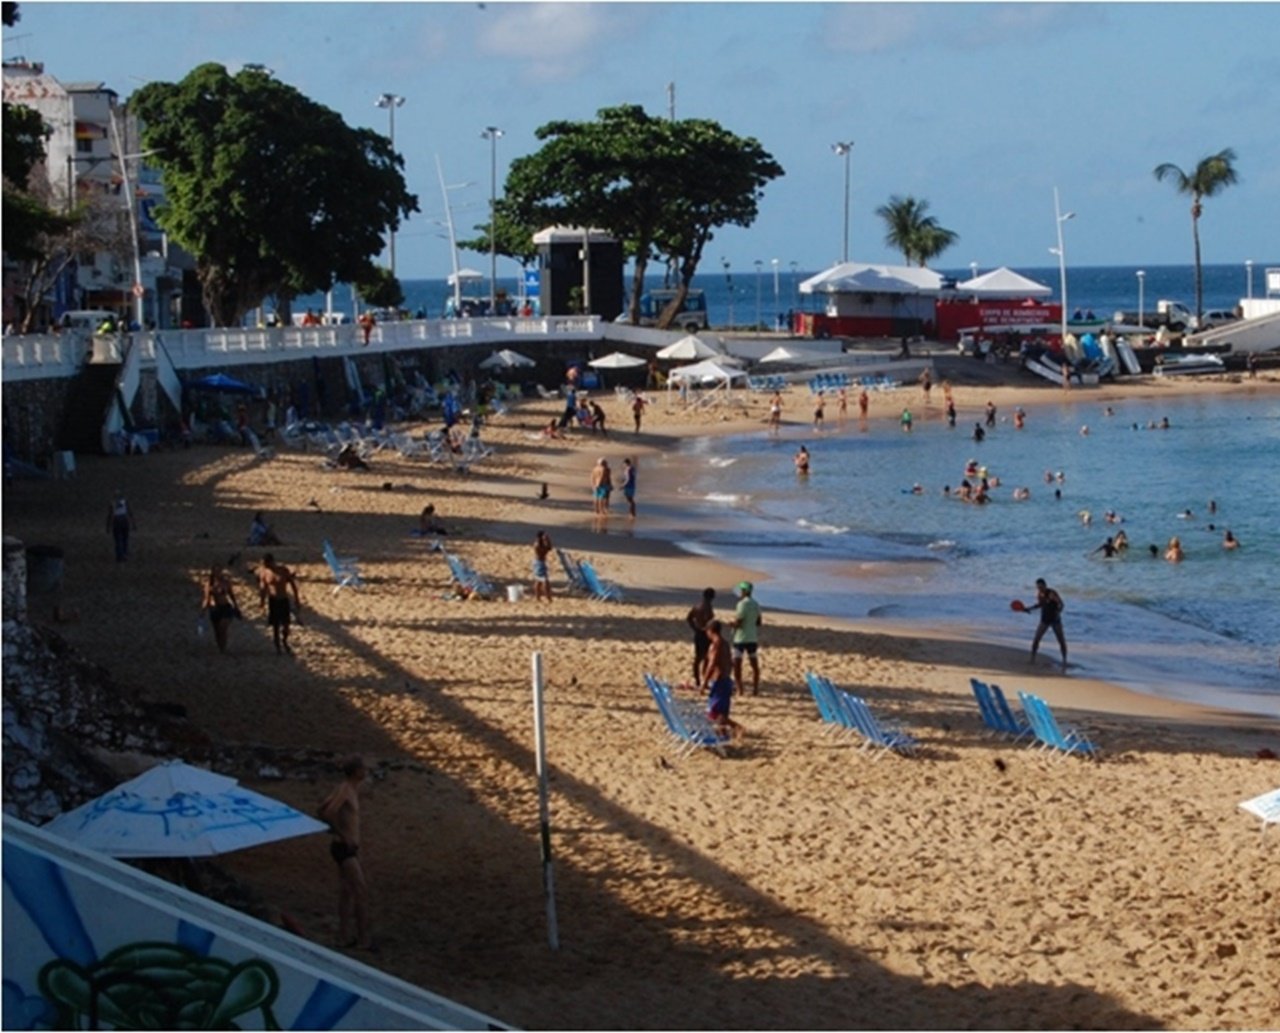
874;195;958;267
1153;148;1239;322
130;63;418;326
471;104;782;328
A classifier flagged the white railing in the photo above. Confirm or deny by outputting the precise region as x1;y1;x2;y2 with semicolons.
3;315;621;382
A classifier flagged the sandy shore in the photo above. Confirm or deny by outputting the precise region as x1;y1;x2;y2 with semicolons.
5;368;1279;1029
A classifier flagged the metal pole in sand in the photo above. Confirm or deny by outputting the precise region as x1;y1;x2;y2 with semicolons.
532;652;560;949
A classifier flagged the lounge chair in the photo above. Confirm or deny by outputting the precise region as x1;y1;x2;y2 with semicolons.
1017;691;1097;760
244;428;275;460
442;550;496;599
321;538;363;594
970;678;1033;740
837;693;919;758
556;549;589;595
578;559;623;602
644;674;731;757
1238;787;1280;838
805;671;854;738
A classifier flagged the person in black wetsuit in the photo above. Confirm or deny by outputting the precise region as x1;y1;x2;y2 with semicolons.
1026;578;1068;672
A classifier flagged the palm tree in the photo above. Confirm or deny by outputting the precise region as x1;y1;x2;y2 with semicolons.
1153;148;1239;323
875;195;958;266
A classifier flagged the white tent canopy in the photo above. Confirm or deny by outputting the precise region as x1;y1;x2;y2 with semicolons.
957;266;1053;297
758;345;835;365
655;334;723;361
446;267;484;286
800;262;945;296
42;760;328;859
667;359;749;385
479;348;535;369
588;351;648;369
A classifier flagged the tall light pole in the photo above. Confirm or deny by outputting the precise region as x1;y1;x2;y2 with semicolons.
1245;258;1254;300
1052;187;1075;343
1136;269;1145;329
771;258;780;328
789;260;799;309
375;93;406;275
969;261;979;283
832;141;854;264
481;126;504;316
754;259;763;330
721;258;735;329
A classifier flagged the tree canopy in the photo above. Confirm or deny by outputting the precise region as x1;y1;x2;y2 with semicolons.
130;63;418;326
1153;148;1239;321
486;104;782;327
875;195;958;267
2;99;72;263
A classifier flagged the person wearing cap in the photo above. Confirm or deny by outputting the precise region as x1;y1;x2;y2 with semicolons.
730;580;763;696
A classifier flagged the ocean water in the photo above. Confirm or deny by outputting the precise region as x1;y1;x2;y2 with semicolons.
302;262;1273;329
662;392;1280;718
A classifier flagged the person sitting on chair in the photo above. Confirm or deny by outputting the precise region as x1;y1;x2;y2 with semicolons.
247;511;282;546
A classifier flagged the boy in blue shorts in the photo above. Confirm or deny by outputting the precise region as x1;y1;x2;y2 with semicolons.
700;620;743;742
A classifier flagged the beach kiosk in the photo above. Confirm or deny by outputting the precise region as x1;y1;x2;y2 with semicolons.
532;226;624;321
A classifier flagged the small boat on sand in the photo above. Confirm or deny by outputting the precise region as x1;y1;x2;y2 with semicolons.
1152;353;1226;377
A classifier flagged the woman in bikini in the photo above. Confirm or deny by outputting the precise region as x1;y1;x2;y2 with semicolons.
201;564;241;654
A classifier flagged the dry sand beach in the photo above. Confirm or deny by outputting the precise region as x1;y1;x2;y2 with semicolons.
4;370;1279;1030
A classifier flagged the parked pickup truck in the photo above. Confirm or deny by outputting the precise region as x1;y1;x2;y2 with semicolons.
1110;299;1197;332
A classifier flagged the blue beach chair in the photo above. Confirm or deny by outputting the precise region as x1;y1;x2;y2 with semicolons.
837;692;919;759
1017;691;1098;760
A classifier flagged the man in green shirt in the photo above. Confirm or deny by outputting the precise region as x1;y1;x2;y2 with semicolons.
730;581;763;696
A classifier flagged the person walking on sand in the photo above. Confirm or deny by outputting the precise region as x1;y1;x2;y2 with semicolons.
838;387;848;421
730;580;763;696
768;391;783;434
532;530;554;601
919;367;932;403
106;490;136;562
631;392;647;433
700;620;743;743
257;553;302;655
591;457;613;516
686;587;716;684
813;391;825;430
318;756;374;951
858;387;870;420
1026;577;1068;672
621;457;638;518
201;564;241;654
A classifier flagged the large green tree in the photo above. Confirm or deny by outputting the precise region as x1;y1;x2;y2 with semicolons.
130;63;418;326
1153;148;1239;323
875;195;958;267
2;99;73;264
490;105;782;327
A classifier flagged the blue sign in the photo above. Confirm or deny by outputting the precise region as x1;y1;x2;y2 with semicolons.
523;268;540;297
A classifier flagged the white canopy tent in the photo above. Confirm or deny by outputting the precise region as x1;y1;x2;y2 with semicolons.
957;266;1053;297
758;345;836;365
587;351;648;369
447;267;485;287
479;348;535;369
655;334;723;361
800;262;945;296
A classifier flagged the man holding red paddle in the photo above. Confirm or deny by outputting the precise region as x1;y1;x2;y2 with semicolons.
1017;578;1068;672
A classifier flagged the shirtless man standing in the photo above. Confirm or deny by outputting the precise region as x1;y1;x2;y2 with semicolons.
257;553;301;655
699;620;743;742
318;756;373;950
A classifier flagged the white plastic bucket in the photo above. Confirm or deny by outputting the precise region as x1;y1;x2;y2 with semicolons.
507;584;524;603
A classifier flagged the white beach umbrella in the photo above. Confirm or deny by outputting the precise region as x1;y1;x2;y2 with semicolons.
479;348;536;369
655;335;722;361
41;760;328;859
667;359;748;385
587;351;648;369
446;267;485;286
758;345;832;365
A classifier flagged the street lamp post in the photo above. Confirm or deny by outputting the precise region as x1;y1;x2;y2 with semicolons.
481;126;504;317
374;93;406;275
771;258;780;329
969;261;978;282
1246;258;1254;300
831;141;854;264
1136;269;1145;330
721;258;734;329
1052;187;1075;343
789;260;799;311
754;259;763;330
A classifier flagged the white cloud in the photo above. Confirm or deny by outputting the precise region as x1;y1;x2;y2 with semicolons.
475;2;637;83
818;4;925;55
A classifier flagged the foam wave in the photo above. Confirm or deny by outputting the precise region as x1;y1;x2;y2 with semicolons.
797;518;849;535
927;539;958;551
708;457;738;468
704;492;748;504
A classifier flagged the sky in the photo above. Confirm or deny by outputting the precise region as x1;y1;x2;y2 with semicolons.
7;1;1279;280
